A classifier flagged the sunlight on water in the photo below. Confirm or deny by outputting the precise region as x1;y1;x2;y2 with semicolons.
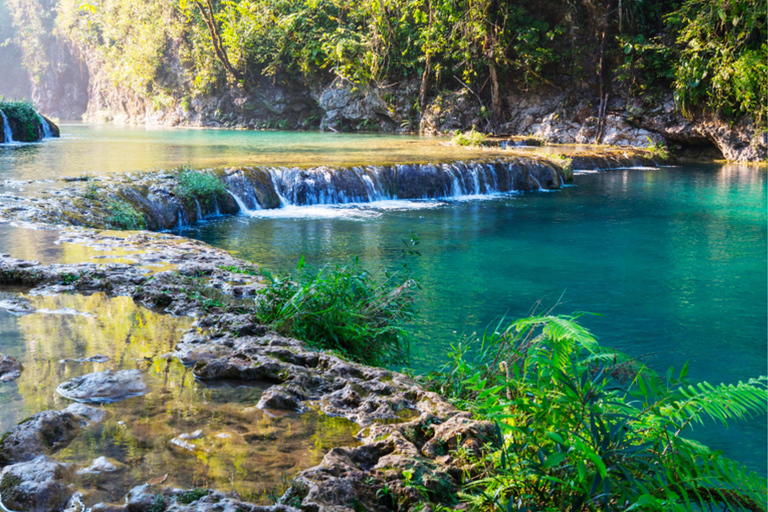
180;163;767;474
0;293;359;505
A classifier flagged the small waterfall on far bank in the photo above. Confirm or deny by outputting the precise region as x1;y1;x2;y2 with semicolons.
1;111;13;143
40;116;52;139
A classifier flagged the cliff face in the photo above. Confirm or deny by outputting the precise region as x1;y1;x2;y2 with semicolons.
30;40;88;120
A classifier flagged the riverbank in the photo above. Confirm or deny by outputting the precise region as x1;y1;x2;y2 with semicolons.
0;225;496;511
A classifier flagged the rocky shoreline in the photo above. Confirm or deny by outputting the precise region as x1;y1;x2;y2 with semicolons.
0;227;494;511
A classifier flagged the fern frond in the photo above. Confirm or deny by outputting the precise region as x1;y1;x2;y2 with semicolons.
663;377;768;428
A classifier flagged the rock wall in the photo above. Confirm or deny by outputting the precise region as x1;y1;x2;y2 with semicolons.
420;88;766;162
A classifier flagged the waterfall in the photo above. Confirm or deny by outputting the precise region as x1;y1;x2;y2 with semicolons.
1;110;13;144
40;115;52;139
227;190;256;215
219;160;559;211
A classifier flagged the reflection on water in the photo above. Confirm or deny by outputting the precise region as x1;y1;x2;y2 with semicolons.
0;293;360;505
181;164;767;474
0;124;469;181
0;123;643;183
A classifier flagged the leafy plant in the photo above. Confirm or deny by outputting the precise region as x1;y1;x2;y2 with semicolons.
255;255;419;367
646;136;670;160
666;0;767;123
175;168;227;206
104;198;146;230
452;127;487;147
422;314;768;511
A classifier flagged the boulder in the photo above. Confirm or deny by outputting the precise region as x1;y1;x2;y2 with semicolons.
0;456;73;512
0;410;82;464
56;369;147;403
0;354;23;382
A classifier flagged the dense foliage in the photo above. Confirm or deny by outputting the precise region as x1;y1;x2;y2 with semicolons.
0;99;41;141
255;256;418;366
422;314;768;511
6;0;759;124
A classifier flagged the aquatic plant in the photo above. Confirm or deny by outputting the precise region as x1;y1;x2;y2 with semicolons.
104;198;146;230
452;127;487;147
175;168;227;206
255;256;418;367
421;314;767;512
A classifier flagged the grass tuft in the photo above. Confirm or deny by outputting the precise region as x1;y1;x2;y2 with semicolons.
105;198;146;230
452;127;487;147
255;256;419;367
175;167;227;206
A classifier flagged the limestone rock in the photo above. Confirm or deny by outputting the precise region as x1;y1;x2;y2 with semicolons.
0;354;23;382
0;410;82;464
0;456;73;512
56;369;147;403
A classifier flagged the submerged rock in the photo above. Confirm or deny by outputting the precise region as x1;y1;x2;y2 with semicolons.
56;369;147;403
0;411;82;465
0;354;23;382
0;456;73;512
75;456;120;475
0;405;104;465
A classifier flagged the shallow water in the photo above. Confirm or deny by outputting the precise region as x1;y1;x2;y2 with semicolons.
179;163;767;474
0;292;359;504
0;123;500;182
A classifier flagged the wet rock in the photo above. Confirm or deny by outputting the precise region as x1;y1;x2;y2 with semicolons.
56;369;147;403
118;484;299;512
0;354;23;382
0;410;82;464
76;456;120;475
192;355;288;382
62;354;110;364
257;388;303;411
0;456;73;512
63;403;107;424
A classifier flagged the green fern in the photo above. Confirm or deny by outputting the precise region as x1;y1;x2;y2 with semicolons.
420;313;768;512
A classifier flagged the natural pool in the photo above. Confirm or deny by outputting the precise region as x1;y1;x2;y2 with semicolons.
178;163;767;474
0;292;359;505
0;126;764;479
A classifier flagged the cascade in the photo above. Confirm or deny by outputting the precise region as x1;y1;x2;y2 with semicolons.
1;111;13;143
221;160;566;213
40;115;52;138
227;190;256;215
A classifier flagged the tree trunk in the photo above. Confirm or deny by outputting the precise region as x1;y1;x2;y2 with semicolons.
419;1;433;118
594;0;618;144
193;0;243;84
489;59;502;125
419;53;431;114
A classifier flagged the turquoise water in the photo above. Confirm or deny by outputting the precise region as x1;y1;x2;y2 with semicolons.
179;164;767;474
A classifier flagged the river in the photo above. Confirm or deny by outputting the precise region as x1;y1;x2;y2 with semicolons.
1;125;766;475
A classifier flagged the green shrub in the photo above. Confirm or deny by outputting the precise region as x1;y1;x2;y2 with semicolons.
422;314;767;511
175;168;227;206
646;137;671;160
0;100;40;142
255;256;419;367
452;127;487;147
104;198;146;230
